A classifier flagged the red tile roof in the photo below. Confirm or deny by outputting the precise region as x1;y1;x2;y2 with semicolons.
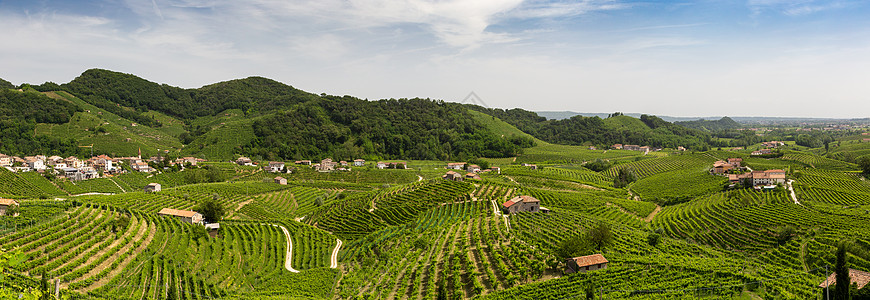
572;254;609;268
0;198;19;206
158;208;200;218
819;269;870;289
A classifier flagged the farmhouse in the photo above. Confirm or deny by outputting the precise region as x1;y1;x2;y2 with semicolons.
317;159;338;172
502;195;544;214
442;171;463;181
639;146;651;153
729;169;786;186
762;141;785;148
236;157;253;166
274;176;287;185
490;166;501;174
158;208;204;225
564;254;609;274
446;162;466;170
623;145;641;151
612;144;623;149
0;154;12;167
268;161;285;173
0;198;19;216
376;162;387;169
144;183;162;193
818;268;870;290
353;159;365;166
465;173;481;180
521;163;538;170
712;161;733;174
727;158;742;167
339;161;348;166
131;161;152;172
467;165;481;173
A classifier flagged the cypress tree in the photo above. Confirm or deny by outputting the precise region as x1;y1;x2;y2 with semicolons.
835;243;851;300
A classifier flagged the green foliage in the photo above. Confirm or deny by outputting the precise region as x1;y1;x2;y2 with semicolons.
835;243;850;300
472;106;712;150
0;78;14;89
647;232;661;247
244;98;523;161
196;195;225;223
585;159;611;172
675;117;742;132
557;233;592;259
587;221;614;251
613;168;636;188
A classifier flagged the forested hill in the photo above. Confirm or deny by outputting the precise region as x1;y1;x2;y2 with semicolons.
675;117;742;131
469;106;714;150
244;97;528;161
0;78;13;89
0;89;83;156
61;69;319;124
6;69;531;161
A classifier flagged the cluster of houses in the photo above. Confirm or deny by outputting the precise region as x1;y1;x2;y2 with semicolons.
239;157;377;173
442;162;501;181
0;198;19;216
0;152;205;182
712;158;786;187
712;158;744;174
611;144;660;154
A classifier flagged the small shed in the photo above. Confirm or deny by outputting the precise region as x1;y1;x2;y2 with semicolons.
274;176;287;185
144;183;161;193
0;198;20;216
565;254;609;274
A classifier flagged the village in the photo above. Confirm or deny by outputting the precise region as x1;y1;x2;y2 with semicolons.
0;150;205;182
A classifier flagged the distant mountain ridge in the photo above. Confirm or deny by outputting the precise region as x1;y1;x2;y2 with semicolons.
536;111;868;124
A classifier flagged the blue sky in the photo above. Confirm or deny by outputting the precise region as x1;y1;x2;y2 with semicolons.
1;0;868;118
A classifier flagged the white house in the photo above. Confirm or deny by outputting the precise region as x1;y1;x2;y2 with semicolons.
353;159;365;166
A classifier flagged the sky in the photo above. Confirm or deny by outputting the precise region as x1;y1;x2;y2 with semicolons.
1;0;869;118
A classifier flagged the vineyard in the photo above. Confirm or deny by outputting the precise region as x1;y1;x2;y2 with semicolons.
1;143;870;299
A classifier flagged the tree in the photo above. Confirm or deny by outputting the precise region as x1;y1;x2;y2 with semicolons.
776;225;796;245
557;234;592;259
835;243;850;300
858;157;870;177
585;159;611;172
588;221;614;251
196;195;225;223
613;168;636;188
647;232;661;247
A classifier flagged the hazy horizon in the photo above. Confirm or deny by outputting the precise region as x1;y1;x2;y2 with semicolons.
2;0;869;119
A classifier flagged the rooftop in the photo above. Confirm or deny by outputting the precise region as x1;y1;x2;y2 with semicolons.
571;254;609;268
158;208;199;218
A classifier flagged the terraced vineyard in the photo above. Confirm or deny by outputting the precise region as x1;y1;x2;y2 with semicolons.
3;144;870;299
602;154;716;179
631;169;728;204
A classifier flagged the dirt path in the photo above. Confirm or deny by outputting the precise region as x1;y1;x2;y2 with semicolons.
644;205;662;222
330;239;342;269
787;180;800;205
108;178;126;193
267;224;300;273
229;198;255;219
490;200;502;216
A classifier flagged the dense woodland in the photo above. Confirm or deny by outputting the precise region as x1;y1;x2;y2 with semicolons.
0;89;83;156
675;117;742;131
470;106;715;150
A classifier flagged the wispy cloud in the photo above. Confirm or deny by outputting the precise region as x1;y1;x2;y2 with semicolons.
747;0;846;16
